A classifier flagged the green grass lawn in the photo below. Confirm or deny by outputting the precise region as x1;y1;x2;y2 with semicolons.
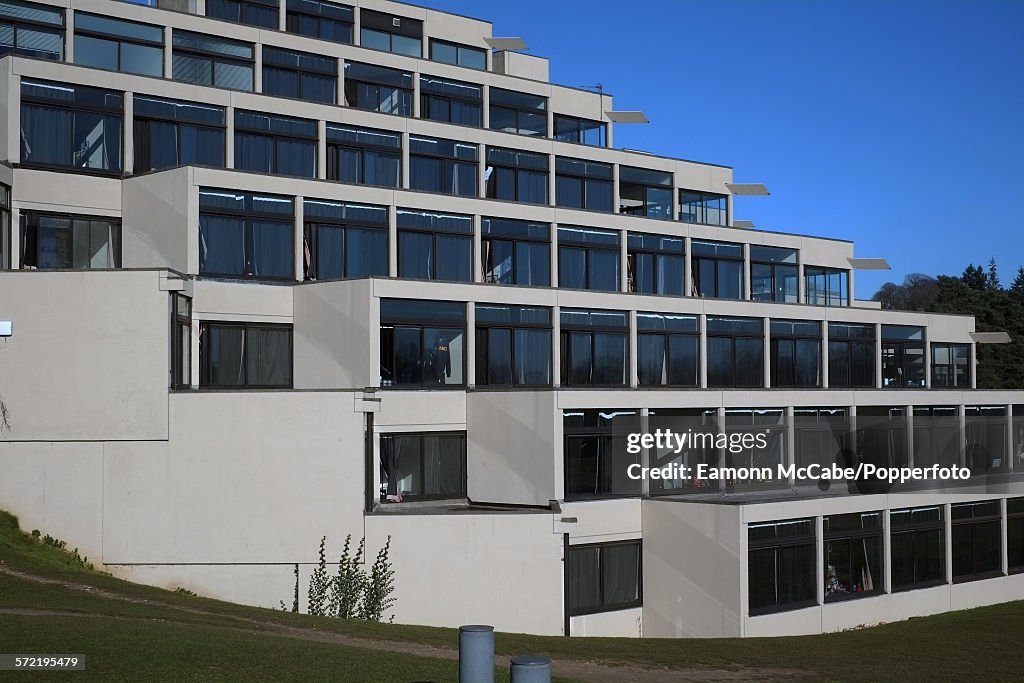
2;509;1023;682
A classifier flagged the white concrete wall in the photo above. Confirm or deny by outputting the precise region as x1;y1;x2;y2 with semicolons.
293;279;375;390
571;607;643;637
122;168;193;273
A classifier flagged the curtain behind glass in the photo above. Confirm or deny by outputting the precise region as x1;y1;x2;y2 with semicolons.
435;234;471;282
347;227;387;276
199;214;244;275
235;133;273;172
602;544;640;605
21;105;72;166
246;327;292;387
569;547;601;613
275;138;316;177
249;219;293;278
638;334;666;385
206;325;245;386
514;328;550;385
398;231;432;279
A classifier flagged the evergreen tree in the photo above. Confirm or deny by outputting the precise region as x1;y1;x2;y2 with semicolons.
1010;266;1024;294
987;257;1001;290
962;264;987;290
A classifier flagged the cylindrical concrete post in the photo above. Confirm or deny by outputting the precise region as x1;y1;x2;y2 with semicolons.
459;625;494;683
510;655;551;683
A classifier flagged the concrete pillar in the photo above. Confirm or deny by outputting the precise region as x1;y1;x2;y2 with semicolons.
762;317;770;388
847;268;855;306
875;323;883;388
797;261;806;303
481;84;490;129
906;405;914;468
547;153;556;207
970;344;978;389
699;314;708;388
815;515;825;605
944;502;953;584
65;9;75;63
1001;497;1009;575
958;404;967;469
254;46;262;93
551;307;561;388
225;105;235;169
472;215;482;283
545;105;553;139
353;6;360;45
1007;404;1015;473
550;227;559;287
821;320;829;388
628;310;638;388
924;339;932;388
317;120;327;181
619;229;628;293
742;243;751;300
401;132;410;188
412;71;421;118
683;236;692;297
338;58;346;106
466;303;476;387
612;163;620;215
164;27;174;79
123;92;134;175
882;508;892;594
279;2;286;31
785;406;796;487
294;195;304;281
388;206;398;277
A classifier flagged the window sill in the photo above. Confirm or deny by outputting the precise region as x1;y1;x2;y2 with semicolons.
891;579;948;594
568;601;642;618
749;599;818;617
953;571;1005;585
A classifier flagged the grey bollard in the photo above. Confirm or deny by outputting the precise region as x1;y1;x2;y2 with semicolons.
458;624;494;683
509;655;551;683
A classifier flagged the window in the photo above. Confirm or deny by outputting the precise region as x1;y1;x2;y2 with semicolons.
171;294;192;390
74;13;162;77
485;147;548;204
0;0;63;61
198;189;294;280
564;409;641;498
827;323;875;388
302;198;388;280
199;322;292;388
172;30;254;91
748;518;817;614
724;409;786;489
619;166;672;220
481;217;550;287
707;316;763;388
380;432;465;502
286;0;352;44
380;299;465;388
0;184;10;270
235;110;317;178
794;408;849;471
133;95;225;173
343;61;412;115
489;88;547;137
1008;498;1024;573
397;209;473;283
882;325;925;388
890;506;946;591
429;38;485;70
568;541;642;615
770;320;821;388
805;267;848;307
823;512;882;601
647;409;719;494
206;0;278;29
965;405;1007;473
555;157;613;212
419;75;482;127
557;226;619;291
475;304;551;387
409;136;478;197
553;114;606;147
951;501;1002;583
911;406;960;469
627;232;684;296
360;8;421;57
262;46;337;104
20;79;122;173
750;246;798;303
932;343;970;388
560;309;628;386
637;313;698;387
326;124;400;188
679;189;727;226
20;212;120;269
691;240;742;299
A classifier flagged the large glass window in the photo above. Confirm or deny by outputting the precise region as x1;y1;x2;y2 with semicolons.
965;405;1007;473
827;323;875;388
481;217;549;287
262;46;337;104
637;313;698;387
489;87;547;136
170;294;192;390
360;8;421;57
207;0;279;29
429;38;485;70
0;0;63;61
475;304;551;387
419;75;482;127
647;409;720;494
557;226;619;292
824;512;883;601
890;506;946;591
286;0;352;44
302;198;388;280
380;432;465;502
707;316;763;388
725;409;786;489
952;500;1002;583
1009;497;1024;574
692;240;743;299
748;518;817;614
770;319;821;388
397;209;472;283
380;299;465;388
564;409;641;499
805;267;848;307
911;406;960;469
794;408;849;471
326;124;400;187
932;343;970;388
679;189;727;226
485;147;548;204
198;189;293;280
133;95;225;173
553;114;606;147
74;13;162;77
555;157;613;212
619;166;672;220
627;232;684;296
172;30;254;91
234;110;317;178
199;322;292;388
20;79;122;173
882;325;925;388
0;184;10;270
568;541;642;615
19;212;120;269
343;61;412;116
560;309;628;387
751;246;798;303
409;136;478;197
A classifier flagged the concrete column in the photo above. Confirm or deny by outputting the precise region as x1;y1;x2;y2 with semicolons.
196;0;207;15
550;226;559;287
225;105;235;168
924;339;932;388
547;154;556;207
6;74;20;163
743;243;751;300
472;215;482;283
388;206;398;277
628;310;638;388
847;268;855;306
906;405;914;468
254;46;263;93
164;27;173;79
785;406;796;487
545;106;553;139
466;303;476;387
849;404;857;470
797;262;806;303
821;320;829;388
612;163;620;215
65;10;75;63
479;147;487;199
1007;404;1015;473
875;323;883;388
944;502;953;585
279;2;287;31
882;508;892;594
970;344;978;389
294;196;304;281
762;317;770;388
123;92;134;175
683;236;692;297
551;307;561;388
191;318;201;388
317;120;327;181
338;59;346;106
401;132;410;188
815;515;825;606
412;72;421;118
1001;497;1009;575
639;408;650;497
9;207;20;270
958;404;967;469
481;84;490;129
352;6;360;45
699;314;708;388
717;406;727;492
619;229;628;293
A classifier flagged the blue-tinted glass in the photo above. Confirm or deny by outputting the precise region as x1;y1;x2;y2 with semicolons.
436;234;471;282
646;187;672;219
234;133;272;172
559;247;586;289
485;327;512;384
364;150;400;187
199;214;245;275
638;334;666;385
431;40;456;64
632;253;655;294
275;137;316;177
409;155;441;192
391;34;420;57
249;219;293;278
172;53;212;85
458;45;486;70
517;170;548;204
360;27;389;51
320;18;351;43
667;336;700;385
593;333;626;384
74;35;118;70
300;72;336;103
589;249;619;291
263;66;299;98
0;0;63;26
515;329;551;385
556;175;583;209
174;30;253;59
485;240;514;284
316;225;344;278
585;179;613;212
452;161;477;196
76;13;163;43
213;61;253;91
399;231;433;279
347;227;387;276
518;242;549;286
568;332;592;384
657;254;683;295
718;260;742;299
121;43;163;77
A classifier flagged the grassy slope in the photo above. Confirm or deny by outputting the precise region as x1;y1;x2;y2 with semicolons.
2;510;1024;682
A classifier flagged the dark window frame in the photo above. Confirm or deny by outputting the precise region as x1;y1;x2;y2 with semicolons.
326;123;402;188
559;310;629;387
198;189;295;281
396;209;473;283
748;518;818;615
171;30;255;92
428;37;486;70
618;167;673;220
379;431;467;502
285;0;353;44
261;45;338;104
485;147;549;205
198;320;294;389
567;540;643;616
74;12;164;77
171;293;192;390
481;217;551;287
343;61;413;116
474;304;552;388
0;0;64;61
359;8;422;58
19;210;122;270
557;226;620;292
132;94;226;173
1008;497;1024;574
206;0;279;29
805;266;849;307
563;409;641;500
408;135;479;197
488;87;548;137
234;109;318;178
951;500;1003;584
692;240;744;300
552;114;606;147
882;326;926;389
555;157;613;213
770;319;822;388
890;506;947;592
678;189;728;226
707;316;764;388
379;299;467;389
827;323;876;388
823;511;884;603
301;198;388;280
750;248;798;304
627;232;684;296
931;343;971;389
636;313;699;387
419;75;483;127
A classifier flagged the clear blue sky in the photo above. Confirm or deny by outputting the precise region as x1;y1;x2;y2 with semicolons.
425;0;1024;298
